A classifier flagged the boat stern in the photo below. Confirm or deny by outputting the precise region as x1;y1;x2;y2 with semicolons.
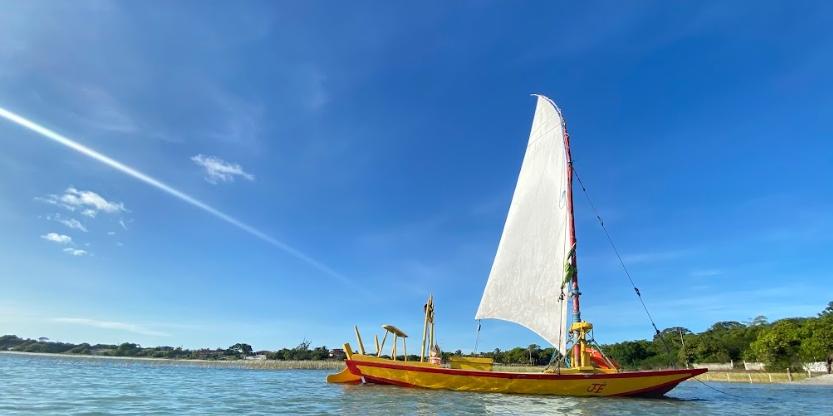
326;343;363;384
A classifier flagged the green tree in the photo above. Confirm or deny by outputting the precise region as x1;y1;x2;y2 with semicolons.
819;301;833;318
227;343;254;358
800;315;833;362
748;315;769;326
750;319;803;370
115;343;141;357
604;340;656;369
67;343;92;354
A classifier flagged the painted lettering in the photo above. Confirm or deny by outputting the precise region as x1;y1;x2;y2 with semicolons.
586;383;606;394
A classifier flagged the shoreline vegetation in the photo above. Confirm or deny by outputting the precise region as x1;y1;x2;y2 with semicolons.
0;351;345;369
599;301;833;373
3;302;831;376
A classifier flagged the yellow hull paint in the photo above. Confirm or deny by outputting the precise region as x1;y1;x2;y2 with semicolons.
326;367;362;384
345;355;705;397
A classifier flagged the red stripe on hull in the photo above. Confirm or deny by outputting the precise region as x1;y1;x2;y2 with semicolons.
613;378;687;398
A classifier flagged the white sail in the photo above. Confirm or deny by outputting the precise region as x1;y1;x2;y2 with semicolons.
475;95;573;355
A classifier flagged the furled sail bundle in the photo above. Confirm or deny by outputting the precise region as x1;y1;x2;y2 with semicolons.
475;95;573;355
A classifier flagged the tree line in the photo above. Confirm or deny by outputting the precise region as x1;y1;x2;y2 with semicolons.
3;302;830;370
602;301;833;371
0;336;332;361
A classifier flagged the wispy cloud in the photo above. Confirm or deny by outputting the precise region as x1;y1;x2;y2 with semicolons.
38;189;124;255
191;154;254;184
46;213;88;232
52;317;169;337
60;217;87;232
202;85;263;148
68;85;137;134
41;232;72;244
38;187;126;217
297;65;329;110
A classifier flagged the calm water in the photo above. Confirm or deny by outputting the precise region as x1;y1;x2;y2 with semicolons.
1;353;831;415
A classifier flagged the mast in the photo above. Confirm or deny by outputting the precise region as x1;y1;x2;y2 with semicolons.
563;128;580;323
562;114;593;371
565;125;583;368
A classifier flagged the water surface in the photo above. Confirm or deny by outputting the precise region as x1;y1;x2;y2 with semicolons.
1;353;830;415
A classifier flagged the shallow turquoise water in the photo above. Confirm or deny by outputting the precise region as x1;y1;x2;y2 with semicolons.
1;353;831;415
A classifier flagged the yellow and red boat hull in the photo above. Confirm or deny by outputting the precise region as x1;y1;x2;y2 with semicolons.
344;355;705;397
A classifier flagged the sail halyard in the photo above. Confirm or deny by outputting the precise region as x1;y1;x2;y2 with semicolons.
475;95;573;355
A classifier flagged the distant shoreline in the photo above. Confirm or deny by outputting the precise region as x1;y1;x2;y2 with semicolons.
0;351;344;370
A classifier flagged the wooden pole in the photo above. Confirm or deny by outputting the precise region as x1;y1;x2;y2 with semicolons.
354;326;366;355
430;319;435;352
562;111;580;323
392;334;398;361
420;295;430;362
429;295;435;354
560;105;582;367
378;332;388;357
374;335;380;356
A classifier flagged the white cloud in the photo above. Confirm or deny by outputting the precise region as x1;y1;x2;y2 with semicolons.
61;187;126;213
52;317;169;337
38;187;126;216
41;232;72;244
62;247;88;256
191;154;255;184
61;218;87;232
46;214;88;232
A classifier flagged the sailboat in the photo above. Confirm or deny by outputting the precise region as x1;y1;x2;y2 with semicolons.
327;95;706;397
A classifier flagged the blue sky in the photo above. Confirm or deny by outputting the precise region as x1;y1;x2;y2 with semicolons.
1;1;831;352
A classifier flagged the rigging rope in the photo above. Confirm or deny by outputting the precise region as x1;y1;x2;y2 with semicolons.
692;378;742;398
571;164;676;364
